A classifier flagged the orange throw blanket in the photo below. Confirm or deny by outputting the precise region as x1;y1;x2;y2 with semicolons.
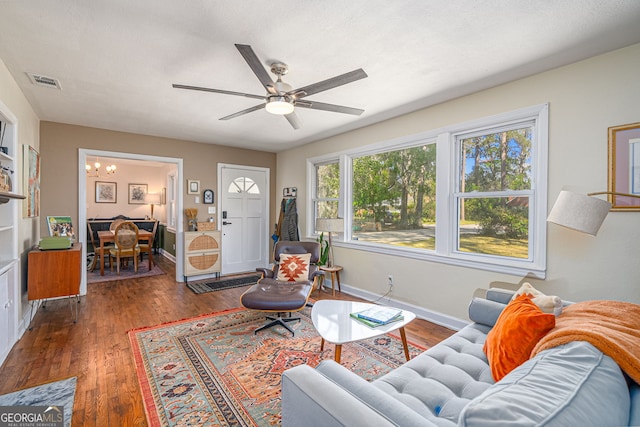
531;300;640;384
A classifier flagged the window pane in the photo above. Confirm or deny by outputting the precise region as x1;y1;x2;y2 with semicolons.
315;200;338;222
352;144;436;249
459;127;532;192
228;177;260;194
316;163;340;199
458;197;529;258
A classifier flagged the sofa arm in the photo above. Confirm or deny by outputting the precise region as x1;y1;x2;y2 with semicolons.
282;364;397;427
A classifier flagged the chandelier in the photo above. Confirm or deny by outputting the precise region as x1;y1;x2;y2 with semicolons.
86;158;116;177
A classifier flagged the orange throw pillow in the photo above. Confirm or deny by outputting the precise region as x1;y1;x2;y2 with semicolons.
484;294;556;381
276;253;311;282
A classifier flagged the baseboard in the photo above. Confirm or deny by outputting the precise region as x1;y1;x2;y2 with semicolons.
159;249;175;263
331;281;468;331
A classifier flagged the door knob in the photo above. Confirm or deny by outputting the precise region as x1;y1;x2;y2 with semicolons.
223;221;232;225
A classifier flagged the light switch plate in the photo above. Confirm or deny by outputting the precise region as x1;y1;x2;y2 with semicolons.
208;206;215;214
195;196;200;203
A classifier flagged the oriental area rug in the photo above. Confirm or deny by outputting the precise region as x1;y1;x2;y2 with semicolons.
128;306;425;426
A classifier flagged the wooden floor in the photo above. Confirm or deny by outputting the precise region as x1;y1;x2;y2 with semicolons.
0;256;455;426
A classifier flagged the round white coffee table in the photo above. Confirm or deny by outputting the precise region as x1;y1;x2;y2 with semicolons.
311;299;416;363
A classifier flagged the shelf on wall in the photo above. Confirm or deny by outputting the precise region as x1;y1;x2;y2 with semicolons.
0;191;26;204
0;151;14;162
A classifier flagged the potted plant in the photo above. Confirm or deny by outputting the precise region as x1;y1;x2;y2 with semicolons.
317;232;329;266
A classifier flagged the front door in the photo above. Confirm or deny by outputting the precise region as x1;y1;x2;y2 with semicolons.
219;164;269;274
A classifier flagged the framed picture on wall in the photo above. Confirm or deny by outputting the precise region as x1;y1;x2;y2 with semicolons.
95;181;117;203
608;121;640;211
23;144;40;218
128;183;147;204
187;179;200;195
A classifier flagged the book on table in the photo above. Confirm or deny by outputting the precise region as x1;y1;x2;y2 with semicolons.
351;306;403;324
349;312;404;328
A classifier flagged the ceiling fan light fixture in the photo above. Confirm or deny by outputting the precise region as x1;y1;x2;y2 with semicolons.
265;96;294;115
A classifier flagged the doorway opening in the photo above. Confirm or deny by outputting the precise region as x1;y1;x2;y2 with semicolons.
78;149;183;294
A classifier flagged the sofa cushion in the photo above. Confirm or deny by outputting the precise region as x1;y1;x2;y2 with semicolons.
630;380;640;427
314;361;431;427
459;341;630;427
483;294;555;381
371;323;494;426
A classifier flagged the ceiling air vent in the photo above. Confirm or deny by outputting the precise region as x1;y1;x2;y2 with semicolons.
27;73;62;90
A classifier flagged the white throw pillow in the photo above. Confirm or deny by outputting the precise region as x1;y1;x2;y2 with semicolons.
512;282;563;316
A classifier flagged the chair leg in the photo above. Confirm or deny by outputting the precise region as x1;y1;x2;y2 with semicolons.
254;314;300;336
116;254;121;275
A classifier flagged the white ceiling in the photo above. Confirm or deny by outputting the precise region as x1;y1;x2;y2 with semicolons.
1;1;640;153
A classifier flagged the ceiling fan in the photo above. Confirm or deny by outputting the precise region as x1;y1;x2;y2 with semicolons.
172;44;368;130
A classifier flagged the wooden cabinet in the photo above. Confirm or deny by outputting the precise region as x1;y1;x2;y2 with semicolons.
184;231;221;278
28;243;82;301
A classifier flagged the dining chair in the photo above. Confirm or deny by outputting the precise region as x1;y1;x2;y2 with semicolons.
138;220;158;267
86;222;113;271
109;221;140;275
109;218;125;231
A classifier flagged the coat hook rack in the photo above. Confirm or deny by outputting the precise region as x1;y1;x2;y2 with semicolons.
283;187;297;198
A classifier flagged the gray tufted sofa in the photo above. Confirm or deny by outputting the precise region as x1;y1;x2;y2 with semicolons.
281;288;638;426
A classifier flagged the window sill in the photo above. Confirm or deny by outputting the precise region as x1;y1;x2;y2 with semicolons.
333;240;546;279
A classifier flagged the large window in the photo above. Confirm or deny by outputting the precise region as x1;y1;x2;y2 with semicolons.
455;124;533;259
307;104;548;277
352;144;437;249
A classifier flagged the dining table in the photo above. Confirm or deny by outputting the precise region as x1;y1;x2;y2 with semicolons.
98;229;154;275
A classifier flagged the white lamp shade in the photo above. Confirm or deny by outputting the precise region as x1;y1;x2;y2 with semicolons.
144;193;161;204
316;218;344;233
547;190;612;236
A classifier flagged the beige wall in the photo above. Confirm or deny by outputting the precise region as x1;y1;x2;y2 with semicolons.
39;122;277;237
277;43;640;322
85;160;169;220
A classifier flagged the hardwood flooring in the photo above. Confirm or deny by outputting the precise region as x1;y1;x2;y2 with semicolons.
0;256;455;426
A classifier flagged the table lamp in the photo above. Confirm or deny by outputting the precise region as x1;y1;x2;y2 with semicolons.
315;217;344;267
145;193;161;220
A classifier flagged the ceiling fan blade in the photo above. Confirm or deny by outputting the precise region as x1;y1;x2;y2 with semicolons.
295;100;364;116
290;68;367;99
173;84;264;100
219;104;266;120
284;111;301;130
235;44;277;95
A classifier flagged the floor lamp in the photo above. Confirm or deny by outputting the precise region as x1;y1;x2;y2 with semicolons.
547;190;640;236
315;217;344;267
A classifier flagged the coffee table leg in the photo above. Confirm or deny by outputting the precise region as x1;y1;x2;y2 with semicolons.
334;344;342;363
320;338;325;351
399;327;410;361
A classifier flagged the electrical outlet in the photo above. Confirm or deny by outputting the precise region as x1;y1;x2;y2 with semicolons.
387;275;393;289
